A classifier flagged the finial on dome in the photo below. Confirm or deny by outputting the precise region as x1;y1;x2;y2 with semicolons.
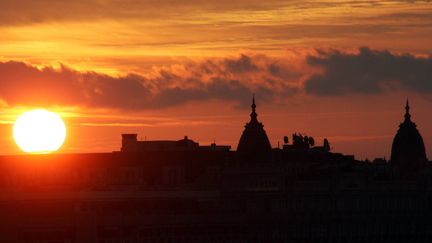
405;99;411;121
250;94;257;121
252;93;256;110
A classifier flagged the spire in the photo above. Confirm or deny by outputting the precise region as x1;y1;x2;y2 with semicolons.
404;99;411;122
391;99;427;175
250;94;257;122
237;93;272;163
252;93;256;110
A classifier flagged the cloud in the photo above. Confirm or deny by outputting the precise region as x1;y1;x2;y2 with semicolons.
0;0;285;26
303;47;432;96
1;0;430;27
0;54;299;109
223;54;259;73
2;48;430;110
1;1;431;60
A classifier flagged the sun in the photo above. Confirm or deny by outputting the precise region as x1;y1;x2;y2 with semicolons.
13;109;66;154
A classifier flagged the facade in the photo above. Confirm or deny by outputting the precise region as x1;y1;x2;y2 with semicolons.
0;98;431;242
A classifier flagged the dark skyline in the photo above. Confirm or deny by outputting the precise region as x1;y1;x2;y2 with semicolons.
0;96;431;242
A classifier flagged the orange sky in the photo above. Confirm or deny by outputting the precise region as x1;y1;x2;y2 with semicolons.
0;0;431;159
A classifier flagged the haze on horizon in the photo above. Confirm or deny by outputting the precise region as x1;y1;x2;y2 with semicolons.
0;0;431;160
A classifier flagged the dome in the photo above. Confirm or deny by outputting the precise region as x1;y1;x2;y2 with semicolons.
237;95;272;163
390;100;427;173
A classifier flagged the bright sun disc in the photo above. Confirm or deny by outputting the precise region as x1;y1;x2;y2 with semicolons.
13;109;66;154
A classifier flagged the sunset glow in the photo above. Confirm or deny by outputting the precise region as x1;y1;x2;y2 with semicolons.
2;1;432;242
13;109;66;154
0;0;430;158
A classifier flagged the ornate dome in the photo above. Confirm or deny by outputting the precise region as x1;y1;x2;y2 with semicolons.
237;95;272;163
390;100;427;173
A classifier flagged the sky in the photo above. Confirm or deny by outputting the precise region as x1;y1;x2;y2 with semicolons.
0;0;431;159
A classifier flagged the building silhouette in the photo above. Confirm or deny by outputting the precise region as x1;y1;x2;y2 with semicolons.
237;95;272;163
121;134;231;152
0;97;431;242
390;100;427;176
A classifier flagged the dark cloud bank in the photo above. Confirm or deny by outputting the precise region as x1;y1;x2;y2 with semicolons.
304;47;432;96
0;47;431;110
0;55;289;109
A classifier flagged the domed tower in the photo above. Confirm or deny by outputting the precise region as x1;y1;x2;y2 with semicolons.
237;95;272;163
390;100;427;174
